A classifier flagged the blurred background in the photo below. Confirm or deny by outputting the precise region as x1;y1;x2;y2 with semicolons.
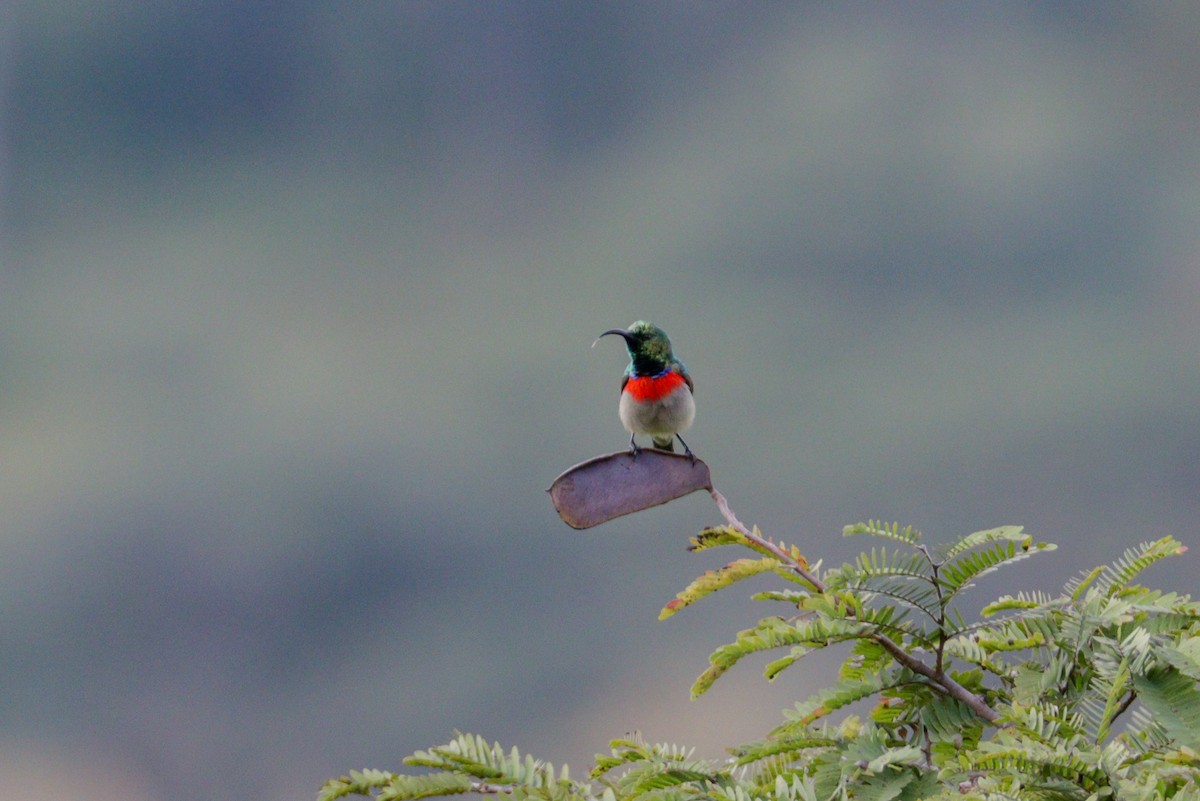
2;3;1199;799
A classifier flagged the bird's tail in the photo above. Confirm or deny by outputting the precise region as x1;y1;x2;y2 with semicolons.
652;435;675;452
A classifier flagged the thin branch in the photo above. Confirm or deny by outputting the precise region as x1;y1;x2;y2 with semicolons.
845;583;943;630
707;485;1002;725
1109;690;1137;729
708;487;822;587
915;543;942;569
471;782;511;795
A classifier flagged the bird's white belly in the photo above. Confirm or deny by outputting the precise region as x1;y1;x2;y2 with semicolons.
619;385;695;436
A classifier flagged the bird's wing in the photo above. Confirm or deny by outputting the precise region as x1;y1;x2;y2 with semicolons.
674;364;694;394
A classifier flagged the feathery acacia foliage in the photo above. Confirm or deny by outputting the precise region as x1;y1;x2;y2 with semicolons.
322;500;1199;801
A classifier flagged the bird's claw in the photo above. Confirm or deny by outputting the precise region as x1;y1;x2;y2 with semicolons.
675;434;696;466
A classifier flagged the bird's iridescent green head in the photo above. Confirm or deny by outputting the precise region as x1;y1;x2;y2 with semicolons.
598;321;677;374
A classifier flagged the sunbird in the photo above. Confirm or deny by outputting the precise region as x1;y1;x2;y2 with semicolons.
596;321;695;461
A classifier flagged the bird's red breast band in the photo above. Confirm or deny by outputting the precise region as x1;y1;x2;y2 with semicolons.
624;371;687;402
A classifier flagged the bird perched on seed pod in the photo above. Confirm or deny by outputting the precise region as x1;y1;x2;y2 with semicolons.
597;321;695;461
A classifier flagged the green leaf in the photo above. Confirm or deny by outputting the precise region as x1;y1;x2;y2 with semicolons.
1160;636;1200;681
661;558;787;620
831;571;940;622
764;649;806;681
692;616;869;698
1107;537;1188;593
865;745;924;774
980;591;1057;616
782;669;912;726
404;734;566;790
823;549;942;622
937;525;1028;560
827;549;931;599
843;521;923;546
1094;655;1132;743
1132;667;1200;750
965;744;1106;794
319;769;397;801
941;635;1011;678
688;526;748;552
751;590;810;604
922;695;984;745
1067;565;1107;602
729;733;839;766
689;526;815;574
792;593;925;648
377;773;475;801
937;539;1054;600
631;768;714;793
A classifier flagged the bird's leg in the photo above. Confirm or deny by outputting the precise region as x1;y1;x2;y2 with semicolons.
676;434;696;466
628;433;642;459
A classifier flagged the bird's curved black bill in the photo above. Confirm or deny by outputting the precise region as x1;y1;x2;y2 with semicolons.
593;328;633;349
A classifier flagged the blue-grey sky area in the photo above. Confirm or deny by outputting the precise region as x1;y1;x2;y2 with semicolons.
2;3;1199;800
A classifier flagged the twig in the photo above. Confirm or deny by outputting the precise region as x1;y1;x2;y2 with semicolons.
471;782;510;795
1110;690;1137;727
709;487;823;587
707;485;1002;724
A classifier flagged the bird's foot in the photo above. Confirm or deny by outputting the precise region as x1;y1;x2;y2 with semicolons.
676;435;696;466
628;436;642;460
